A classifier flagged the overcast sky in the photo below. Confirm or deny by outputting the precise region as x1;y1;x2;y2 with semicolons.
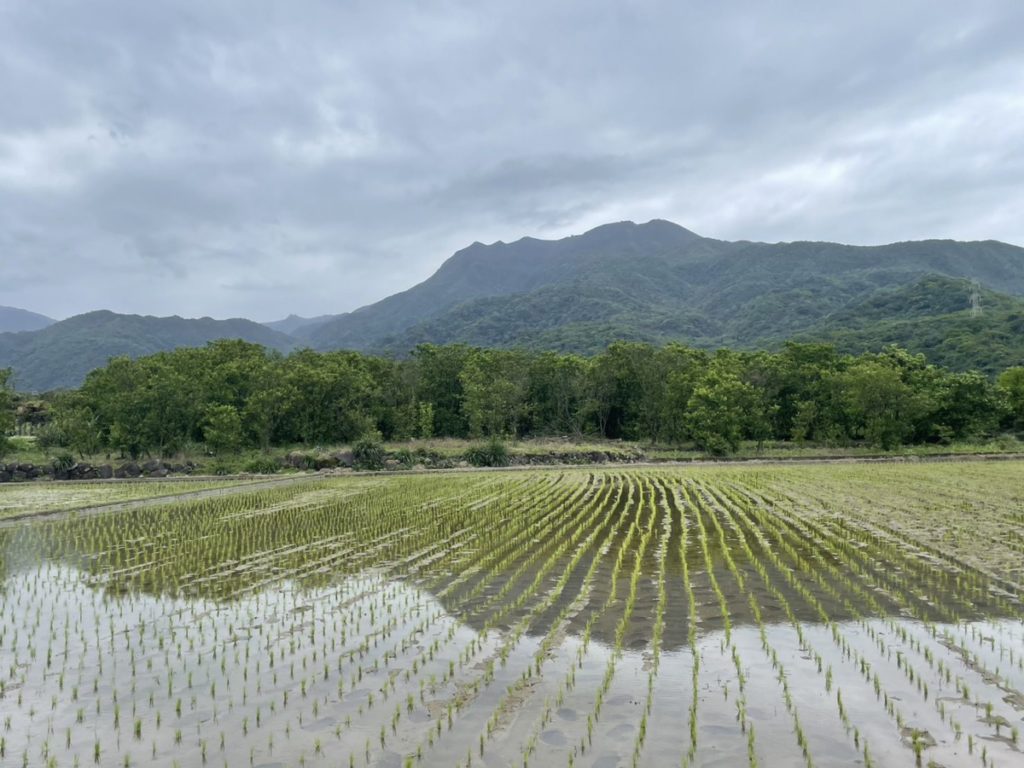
3;1;1024;321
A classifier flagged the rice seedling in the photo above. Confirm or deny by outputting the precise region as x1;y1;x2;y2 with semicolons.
0;465;1020;766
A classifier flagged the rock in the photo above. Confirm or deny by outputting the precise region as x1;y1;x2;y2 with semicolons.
331;450;355;468
383;459;401;470
98;465;113;479
120;462;142;478
151;468;170;478
141;459;163;474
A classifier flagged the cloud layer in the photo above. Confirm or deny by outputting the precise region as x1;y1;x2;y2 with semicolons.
2;1;1023;320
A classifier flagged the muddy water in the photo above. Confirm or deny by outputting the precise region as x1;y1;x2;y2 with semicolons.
0;471;1022;768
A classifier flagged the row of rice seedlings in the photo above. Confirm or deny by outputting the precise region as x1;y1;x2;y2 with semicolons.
0;473;569;765
568;476;659;765
720;478;1007;766
502;478;639;768
281;474;593;766
778;465;1024;599
718;480;948;762
0;478;262;520
755;469;1024;696
814;512;1024;700
694;479;877;766
407;474;625;766
684;479;833;767
626;479;672;768
747;478;1024;731
545;477;659;766
272;473;596;765
492;480;638;767
479;476;641;767
677;481;702;768
487;475;638;768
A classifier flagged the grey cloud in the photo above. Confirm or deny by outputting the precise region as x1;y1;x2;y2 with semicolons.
1;1;1023;320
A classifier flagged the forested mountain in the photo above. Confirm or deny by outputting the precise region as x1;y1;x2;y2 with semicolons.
297;221;1024;367
795;276;1024;374
0;305;55;333
4;221;1024;391
0;311;295;391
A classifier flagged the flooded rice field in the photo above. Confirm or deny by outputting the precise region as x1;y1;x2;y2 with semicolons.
1;464;1022;767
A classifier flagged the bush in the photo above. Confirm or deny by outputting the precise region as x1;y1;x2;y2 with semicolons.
51;452;76;473
353;432;386;470
464;436;509;467
394;448;416;468
35;423;68;451
243;457;280;475
207;460;237;476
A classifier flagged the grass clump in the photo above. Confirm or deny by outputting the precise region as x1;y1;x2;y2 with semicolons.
464;437;509;467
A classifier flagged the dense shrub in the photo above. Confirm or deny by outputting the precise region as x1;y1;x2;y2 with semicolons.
51;452;76;473
243;457;280;475
353;432;386;470
464;437;509;467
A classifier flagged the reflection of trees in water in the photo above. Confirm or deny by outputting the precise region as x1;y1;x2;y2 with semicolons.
1;473;1017;656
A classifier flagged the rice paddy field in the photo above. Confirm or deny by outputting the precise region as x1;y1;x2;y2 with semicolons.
1;462;1023;768
0;479;264;520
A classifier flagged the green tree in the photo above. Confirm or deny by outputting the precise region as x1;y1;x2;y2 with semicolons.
416;402;435;439
997;366;1024;430
835;358;922;449
412;345;473;437
684;366;759;455
0;368;14;458
203;405;243;455
460;350;531;437
51;399;102;458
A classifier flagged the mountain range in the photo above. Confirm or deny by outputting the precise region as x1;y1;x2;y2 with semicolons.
4;220;1024;390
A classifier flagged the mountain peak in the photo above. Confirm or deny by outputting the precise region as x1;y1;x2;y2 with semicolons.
582;218;698;235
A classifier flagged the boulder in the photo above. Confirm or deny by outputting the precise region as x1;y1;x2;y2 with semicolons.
331;450;355;468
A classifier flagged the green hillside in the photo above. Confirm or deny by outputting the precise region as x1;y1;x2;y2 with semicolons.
0;311;296;391
799;276;1024;374
300;221;1024;366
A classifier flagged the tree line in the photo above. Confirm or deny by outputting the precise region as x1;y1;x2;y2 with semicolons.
4;339;1024;459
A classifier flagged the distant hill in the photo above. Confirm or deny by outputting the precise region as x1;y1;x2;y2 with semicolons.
0;311;296;391
0;305;55;333
297;220;1024;373
263;313;343;336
